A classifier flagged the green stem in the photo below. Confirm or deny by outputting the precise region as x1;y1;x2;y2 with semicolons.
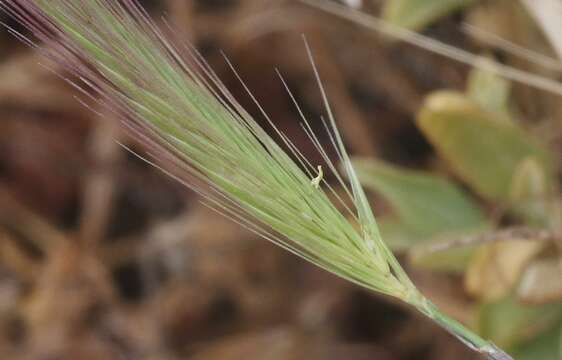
417;299;513;360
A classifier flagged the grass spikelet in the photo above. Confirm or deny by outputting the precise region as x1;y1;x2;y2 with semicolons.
1;0;415;300
0;1;513;359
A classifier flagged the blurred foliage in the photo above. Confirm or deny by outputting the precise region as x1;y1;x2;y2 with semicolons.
509;157;554;227
512;322;562;360
466;67;511;115
355;1;562;352
477;296;562;349
417;91;552;202
517;258;562;304
351;158;488;249
465;239;546;301
382;0;476;31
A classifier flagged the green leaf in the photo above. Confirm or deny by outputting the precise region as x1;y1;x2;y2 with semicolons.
417;91;552;201
467;67;511;115
382;0;476;31
352;158;487;238
477;296;562;349
510;157;551;226
377;217;420;251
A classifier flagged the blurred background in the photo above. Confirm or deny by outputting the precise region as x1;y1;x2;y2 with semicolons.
1;0;562;359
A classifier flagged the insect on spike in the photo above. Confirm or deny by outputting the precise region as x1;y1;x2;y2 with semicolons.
275;68;355;210
311;165;324;189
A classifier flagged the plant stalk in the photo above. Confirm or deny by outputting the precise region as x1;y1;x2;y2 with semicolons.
419;300;513;360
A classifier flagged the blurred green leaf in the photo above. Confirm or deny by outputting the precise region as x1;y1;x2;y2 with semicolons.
510;157;551;226
351;158;488;265
417;91;552;201
382;0;476;31
352;158;486;236
408;238;477;272
377;217;419;251
511;322;562;360
477;295;562;349
467;67;511;115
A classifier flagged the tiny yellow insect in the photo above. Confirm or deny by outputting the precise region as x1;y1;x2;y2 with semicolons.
311;165;323;189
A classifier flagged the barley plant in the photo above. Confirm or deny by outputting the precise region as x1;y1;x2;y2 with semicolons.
0;1;511;359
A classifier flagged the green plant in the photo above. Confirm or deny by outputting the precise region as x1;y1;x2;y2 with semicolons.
1;1;512;358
